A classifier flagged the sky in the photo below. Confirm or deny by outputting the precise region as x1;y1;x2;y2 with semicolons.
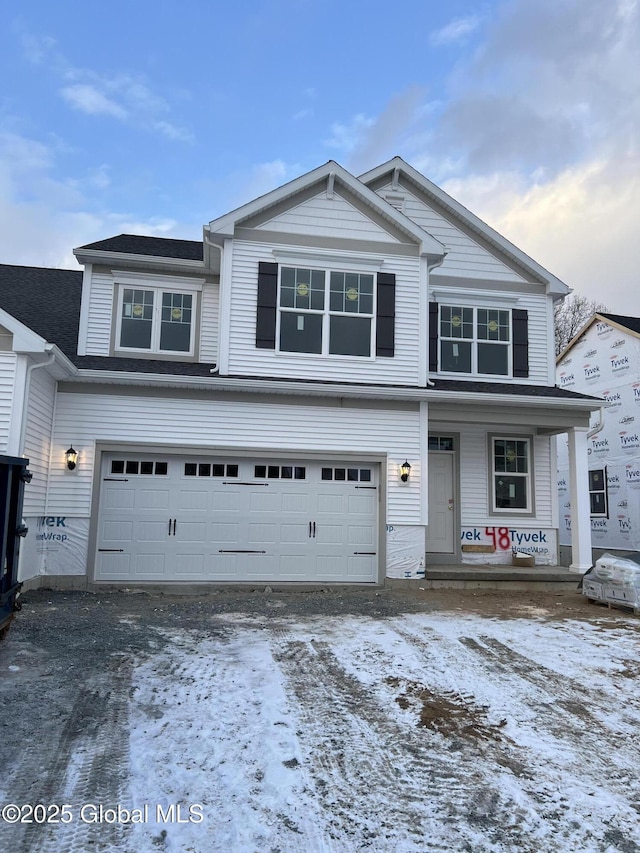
1;0;639;313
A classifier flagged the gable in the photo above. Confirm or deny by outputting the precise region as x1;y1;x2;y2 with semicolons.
208;160;444;258
248;189;403;244
374;179;530;284
361;158;568;294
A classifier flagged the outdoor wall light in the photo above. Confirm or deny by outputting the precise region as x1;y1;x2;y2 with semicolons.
65;446;78;471
400;460;411;483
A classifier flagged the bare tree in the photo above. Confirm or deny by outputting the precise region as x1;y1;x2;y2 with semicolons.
554;293;608;356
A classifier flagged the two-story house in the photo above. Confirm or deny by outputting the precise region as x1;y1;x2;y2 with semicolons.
557;312;640;562
0;157;599;589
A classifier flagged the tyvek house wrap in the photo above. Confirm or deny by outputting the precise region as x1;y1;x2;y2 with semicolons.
557;318;640;552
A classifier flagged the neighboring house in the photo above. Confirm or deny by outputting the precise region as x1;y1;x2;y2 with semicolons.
557;313;640;561
0;157;600;589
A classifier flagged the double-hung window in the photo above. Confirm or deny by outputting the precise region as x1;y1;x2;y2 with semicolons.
440;306;511;376
278;266;374;357
589;468;608;517
491;436;532;513
116;285;197;356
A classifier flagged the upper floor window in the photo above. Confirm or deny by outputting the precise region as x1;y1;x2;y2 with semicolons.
117;286;195;355
440;306;511;376
278;267;375;358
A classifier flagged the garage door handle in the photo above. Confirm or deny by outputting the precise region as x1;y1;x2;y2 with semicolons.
313;521;316;538
173;519;177;535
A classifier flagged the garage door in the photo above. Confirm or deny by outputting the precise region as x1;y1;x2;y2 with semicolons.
95;453;379;583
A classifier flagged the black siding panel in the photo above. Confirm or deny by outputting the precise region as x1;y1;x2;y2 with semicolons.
256;261;278;349
512;308;529;378
376;273;395;357
429;302;439;372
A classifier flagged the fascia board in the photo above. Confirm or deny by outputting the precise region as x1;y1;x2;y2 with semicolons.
556;312;640;364
69;369;600;411
360;157;569;295
73;249;205;271
0;307;48;353
555;313;598;363
425;388;601;411
208;160;445;257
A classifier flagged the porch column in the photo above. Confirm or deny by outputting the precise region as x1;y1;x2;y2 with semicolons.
567;426;592;572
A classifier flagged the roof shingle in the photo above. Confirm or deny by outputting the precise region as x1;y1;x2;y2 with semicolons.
76;234;203;262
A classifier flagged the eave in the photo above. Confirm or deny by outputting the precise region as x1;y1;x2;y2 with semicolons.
72;249;206;274
65;368;601;412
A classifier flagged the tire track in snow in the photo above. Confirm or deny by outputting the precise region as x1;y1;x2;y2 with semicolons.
0;656;132;853
382;616;640;852
271;632;537;853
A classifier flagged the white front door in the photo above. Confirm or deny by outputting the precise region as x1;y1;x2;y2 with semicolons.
95;454;378;583
426;452;455;554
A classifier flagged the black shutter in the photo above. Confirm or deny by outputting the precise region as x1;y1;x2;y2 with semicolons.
512;308;529;378
256;261;278;349
429;302;439;372
376;273;395;357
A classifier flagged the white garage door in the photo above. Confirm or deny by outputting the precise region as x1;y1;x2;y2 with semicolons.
96;453;379;583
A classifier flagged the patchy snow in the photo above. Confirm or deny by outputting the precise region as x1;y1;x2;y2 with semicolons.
123;611;640;852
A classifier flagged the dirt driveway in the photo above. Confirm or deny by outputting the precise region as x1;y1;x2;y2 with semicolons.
1;586;639;852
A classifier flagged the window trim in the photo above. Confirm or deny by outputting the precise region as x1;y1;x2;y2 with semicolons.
439;305;513;378
488;434;535;516
589;467;609;518
114;282;200;357
276;264;377;360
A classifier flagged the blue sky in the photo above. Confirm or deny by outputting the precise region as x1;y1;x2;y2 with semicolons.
1;0;639;312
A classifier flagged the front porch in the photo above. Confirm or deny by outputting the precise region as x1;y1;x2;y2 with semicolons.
387;563;581;592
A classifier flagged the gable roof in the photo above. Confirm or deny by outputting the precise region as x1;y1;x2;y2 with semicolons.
0;264;82;359
557;312;640;362
207;160;446;258
76;234;203;262
598;313;640;336
360;157;569;296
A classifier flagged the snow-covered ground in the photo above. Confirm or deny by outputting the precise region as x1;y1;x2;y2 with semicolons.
124;611;640;853
2;596;640;853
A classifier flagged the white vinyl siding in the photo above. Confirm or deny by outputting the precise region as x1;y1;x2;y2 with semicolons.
199;282;220;362
376;182;527;283
255;191;399;243
0;352;16;454
228;239;421;384
84;272;114;355
456;424;553;527
22;368;56;515
431;291;550;385
49;392;422;523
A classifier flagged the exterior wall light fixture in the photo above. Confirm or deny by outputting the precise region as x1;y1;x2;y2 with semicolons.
400;460;411;483
65;446;78;470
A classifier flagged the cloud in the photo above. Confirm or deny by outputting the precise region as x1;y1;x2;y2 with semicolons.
0;131;188;270
60;84;128;119
430;15;481;46
324;114;375;153
19;28;191;142
343;88;427;174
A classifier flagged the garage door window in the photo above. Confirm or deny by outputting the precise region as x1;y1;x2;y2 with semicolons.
110;460;168;475
254;465;306;480
321;467;372;482
184;463;239;477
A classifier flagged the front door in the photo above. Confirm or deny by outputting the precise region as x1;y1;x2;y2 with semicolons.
426;452;455;554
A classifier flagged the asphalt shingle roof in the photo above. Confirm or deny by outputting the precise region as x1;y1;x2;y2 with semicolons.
599;313;640;335
0;264;82;360
76;234;203;262
0;262;602;401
